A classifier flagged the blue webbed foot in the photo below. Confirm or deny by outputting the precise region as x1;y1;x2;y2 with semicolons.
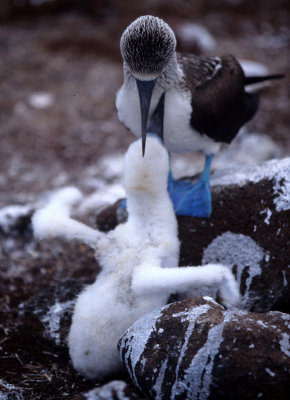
119;198;127;209
168;154;214;218
168;176;212;217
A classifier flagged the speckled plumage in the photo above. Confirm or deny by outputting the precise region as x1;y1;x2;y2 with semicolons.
120;15;176;78
117;15;282;154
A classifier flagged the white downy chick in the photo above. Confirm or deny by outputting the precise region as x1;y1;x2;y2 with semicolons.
68;136;180;379
32;136;240;380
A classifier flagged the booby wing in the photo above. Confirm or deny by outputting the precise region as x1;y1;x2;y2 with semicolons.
178;54;259;143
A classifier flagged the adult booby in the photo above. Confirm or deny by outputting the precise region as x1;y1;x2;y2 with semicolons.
116;15;283;217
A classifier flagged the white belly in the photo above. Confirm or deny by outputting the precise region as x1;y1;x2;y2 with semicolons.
116;84;220;154
68;273;168;379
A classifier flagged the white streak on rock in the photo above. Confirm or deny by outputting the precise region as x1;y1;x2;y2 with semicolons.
152;357;168;399
265;368;275;377
202;296;219;305
273;172;290;212
202;232;264;309
279;333;290;358
280;313;290;329
119;306;166;390
170;305;211;399
261;208;272;224
40;300;74;345
257;320;268;329
282;271;288;287
180;312;232;400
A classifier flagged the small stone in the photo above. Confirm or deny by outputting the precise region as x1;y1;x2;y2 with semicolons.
84;380;145;400
28;92;54;109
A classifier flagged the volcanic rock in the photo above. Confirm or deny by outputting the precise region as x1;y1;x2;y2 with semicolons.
119;296;290;400
19;279;88;348
0;204;33;237
97;157;290;313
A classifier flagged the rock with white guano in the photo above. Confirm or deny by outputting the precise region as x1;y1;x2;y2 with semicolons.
97;157;290;313
179;157;290;312
19;279;87;348
119;296;290;400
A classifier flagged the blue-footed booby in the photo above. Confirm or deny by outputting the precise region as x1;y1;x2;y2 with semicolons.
116;15;283;217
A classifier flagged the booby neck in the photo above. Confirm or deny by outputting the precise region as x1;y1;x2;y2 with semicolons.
123;137;177;240
126;189;175;232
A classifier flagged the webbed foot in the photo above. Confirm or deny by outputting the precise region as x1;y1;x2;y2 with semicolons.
168;154;214;218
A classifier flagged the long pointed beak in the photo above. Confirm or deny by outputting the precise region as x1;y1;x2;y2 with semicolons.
136;78;157;156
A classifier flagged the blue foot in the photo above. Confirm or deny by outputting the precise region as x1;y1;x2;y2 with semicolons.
119;198;127;209
168;154;214;218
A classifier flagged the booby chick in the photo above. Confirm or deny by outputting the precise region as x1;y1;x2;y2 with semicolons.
116;15;283;217
32;136;240;380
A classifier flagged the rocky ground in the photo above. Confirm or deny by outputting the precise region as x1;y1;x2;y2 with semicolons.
0;1;289;399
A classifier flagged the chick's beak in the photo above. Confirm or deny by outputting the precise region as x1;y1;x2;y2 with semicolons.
136;78;157;156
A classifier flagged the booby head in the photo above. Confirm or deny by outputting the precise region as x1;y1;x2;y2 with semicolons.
120;15;176;78
120;16;176;155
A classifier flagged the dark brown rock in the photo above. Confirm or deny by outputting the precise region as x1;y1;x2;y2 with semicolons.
119;296;290;400
96;199;128;232
0;205;33;238
97;158;290;313
18;279;88;348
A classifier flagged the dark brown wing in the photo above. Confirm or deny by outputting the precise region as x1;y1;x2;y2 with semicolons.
178;54;259;143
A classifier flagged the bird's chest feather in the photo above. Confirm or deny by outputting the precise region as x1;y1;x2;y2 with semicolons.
116;84;219;153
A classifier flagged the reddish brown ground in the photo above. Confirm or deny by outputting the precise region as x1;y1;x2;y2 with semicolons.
0;1;289;398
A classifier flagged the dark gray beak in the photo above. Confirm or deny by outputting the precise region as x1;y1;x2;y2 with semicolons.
136;78;157;156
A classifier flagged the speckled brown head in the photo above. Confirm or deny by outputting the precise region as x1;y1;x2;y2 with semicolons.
120;16;176;155
120;15;176;79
